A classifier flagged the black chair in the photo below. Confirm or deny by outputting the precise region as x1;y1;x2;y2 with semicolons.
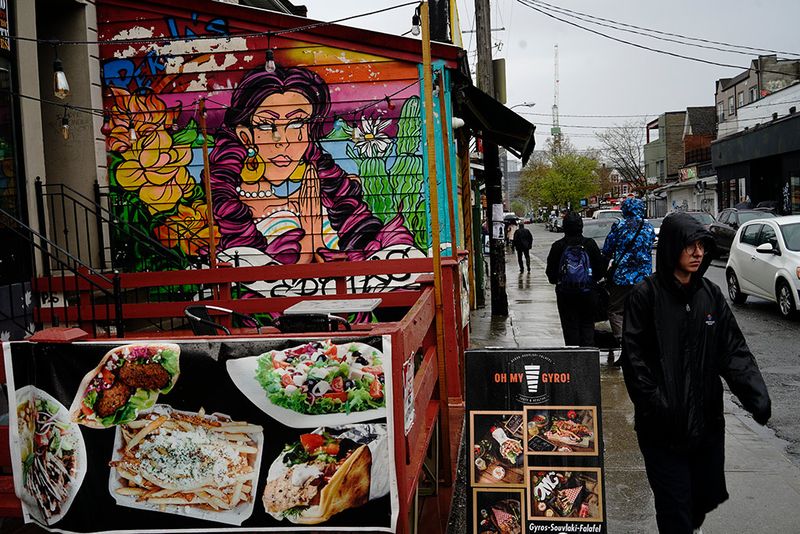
272;313;352;334
184;305;262;336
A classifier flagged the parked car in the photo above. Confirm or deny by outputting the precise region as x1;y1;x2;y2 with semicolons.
546;213;562;232
725;215;800;319
592;209;622;220
683;210;715;229
582;219;616;249
709;208;776;257
648;218;664;248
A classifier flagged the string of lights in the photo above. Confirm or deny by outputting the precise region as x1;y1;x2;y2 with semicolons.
7;2;421;47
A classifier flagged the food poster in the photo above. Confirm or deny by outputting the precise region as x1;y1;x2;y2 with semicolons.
465;348;607;534
3;337;398;533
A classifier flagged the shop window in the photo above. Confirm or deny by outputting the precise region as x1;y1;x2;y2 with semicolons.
0;63;19;218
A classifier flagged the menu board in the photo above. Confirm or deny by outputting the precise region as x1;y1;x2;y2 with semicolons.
466;348;606;534
3;338;398;533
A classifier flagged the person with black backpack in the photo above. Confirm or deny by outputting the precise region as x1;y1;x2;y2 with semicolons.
546;212;607;346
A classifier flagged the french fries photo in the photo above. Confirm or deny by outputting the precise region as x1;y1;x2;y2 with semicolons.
108;405;264;525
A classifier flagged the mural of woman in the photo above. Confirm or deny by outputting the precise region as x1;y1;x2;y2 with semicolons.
209;67;415;268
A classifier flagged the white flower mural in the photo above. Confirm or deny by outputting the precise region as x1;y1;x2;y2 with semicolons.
353;116;392;158
1;331;10;342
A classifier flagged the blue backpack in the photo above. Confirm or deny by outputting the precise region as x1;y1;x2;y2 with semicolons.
557;245;593;294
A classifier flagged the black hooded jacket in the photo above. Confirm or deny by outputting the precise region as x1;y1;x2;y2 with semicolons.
546;213;606;285
621;212;771;450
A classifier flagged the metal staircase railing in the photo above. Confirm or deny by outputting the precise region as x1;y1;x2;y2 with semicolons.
35;178;204;273
0;207;123;338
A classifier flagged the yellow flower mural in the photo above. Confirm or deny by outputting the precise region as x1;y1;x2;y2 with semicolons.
154;202;219;257
106;87;179;153
106;88;194;214
115;129;194;214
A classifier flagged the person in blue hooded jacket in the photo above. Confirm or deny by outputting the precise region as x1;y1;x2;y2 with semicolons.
602;198;656;362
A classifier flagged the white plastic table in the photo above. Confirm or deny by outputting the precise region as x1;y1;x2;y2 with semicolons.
283;297;383;315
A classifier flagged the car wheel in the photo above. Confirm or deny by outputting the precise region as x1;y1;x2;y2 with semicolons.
776;280;797;319
727;270;747;304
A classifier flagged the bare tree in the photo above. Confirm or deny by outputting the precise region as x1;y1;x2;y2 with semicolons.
596;122;647;193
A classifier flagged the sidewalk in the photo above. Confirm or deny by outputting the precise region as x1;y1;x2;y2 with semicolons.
451;251;800;533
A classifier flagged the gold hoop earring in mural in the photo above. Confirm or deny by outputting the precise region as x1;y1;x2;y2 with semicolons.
240;136;266;184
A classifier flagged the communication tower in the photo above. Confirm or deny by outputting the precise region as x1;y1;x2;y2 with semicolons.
551;44;562;152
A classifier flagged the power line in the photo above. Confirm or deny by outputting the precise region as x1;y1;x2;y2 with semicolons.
516;96;800;121
525;0;781;58
526;0;800;57
515;0;798;77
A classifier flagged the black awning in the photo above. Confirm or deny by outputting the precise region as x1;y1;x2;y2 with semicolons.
457;85;536;165
712;112;800;167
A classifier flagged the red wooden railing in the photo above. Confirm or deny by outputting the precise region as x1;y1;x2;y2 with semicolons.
4;256;469;532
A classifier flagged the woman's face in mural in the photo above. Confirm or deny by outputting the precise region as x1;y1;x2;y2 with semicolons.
237;91;313;185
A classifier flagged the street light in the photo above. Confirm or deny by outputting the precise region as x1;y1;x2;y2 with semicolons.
509;102;536;111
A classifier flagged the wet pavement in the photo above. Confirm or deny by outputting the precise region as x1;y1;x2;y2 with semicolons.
449;232;800;533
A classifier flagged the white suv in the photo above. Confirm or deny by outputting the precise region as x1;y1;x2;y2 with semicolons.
725;215;800;319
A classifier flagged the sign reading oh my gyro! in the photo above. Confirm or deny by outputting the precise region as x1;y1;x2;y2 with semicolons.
466;348;608;534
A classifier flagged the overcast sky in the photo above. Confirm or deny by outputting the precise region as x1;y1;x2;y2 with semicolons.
300;0;800;151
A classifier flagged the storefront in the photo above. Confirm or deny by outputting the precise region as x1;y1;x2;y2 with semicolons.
712;112;800;214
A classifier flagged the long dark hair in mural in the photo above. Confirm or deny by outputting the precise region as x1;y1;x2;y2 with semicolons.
210;67;412;266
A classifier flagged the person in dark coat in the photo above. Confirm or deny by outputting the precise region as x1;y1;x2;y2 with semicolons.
546;212;606;346
512;222;533;272
621;212;771;534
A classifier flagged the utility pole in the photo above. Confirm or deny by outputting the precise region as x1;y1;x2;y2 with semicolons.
475;0;508;316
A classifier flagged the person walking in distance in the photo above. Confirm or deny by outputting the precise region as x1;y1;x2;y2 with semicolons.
546;212;606;346
621;212;771;534
602;198;655;363
512;221;533;272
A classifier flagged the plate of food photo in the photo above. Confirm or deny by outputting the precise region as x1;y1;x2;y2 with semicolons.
108;404;264;526
525;408;597;455
15;385;87;526
471;413;525;486
226;340;387;428
69;343;180;428
262;423;390;525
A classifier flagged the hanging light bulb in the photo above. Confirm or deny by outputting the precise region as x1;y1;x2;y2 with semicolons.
265;48;276;73
271;123;281;142
61;108;70;140
385;96;396;111
53;50;71;100
128;122;137;142
100;114;112;137
351;127;361;143
411;9;421;36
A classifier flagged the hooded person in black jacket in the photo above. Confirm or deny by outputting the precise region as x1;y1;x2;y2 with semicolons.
621;212;771;534
546;212;606;346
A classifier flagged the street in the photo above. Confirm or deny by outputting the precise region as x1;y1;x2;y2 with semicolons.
528;220;800;468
